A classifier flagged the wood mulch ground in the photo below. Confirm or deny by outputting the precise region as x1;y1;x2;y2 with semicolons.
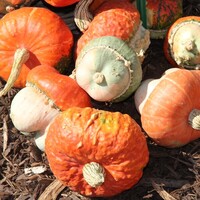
0;0;200;199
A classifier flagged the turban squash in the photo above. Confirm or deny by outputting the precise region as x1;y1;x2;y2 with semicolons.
73;36;142;103
10;65;91;151
45;107;149;197
164;16;200;69
134;68;200;148
0;7;73;96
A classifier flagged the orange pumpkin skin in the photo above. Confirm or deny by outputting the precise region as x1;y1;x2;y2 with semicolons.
44;0;80;7
76;0;140;56
45;107;149;197
27;65;92;110
0;7;73;88
141;69;200;148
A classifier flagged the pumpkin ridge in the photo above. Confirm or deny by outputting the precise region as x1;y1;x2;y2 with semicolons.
164;76;194;106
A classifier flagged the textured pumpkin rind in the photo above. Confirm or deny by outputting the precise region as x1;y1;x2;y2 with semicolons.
26;65;92;111
45;107;149;197
75;36;142;102
141;69;200;148
0;7;73;88
164;16;200;69
75;0;140;57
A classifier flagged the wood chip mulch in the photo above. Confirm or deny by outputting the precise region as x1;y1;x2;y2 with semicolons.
0;0;200;200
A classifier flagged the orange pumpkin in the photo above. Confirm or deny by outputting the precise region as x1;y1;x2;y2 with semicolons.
45;107;149;197
43;0;80;7
0;0;37;14
0;7;73;96
134;68;200;148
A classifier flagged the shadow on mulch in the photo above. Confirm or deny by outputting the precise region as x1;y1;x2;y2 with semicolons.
0;0;200;200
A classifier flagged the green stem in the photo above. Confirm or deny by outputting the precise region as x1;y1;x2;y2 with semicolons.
136;0;147;28
0;48;30;97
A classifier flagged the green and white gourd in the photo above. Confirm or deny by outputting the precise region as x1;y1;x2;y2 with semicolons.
73;36;142;103
168;19;200;69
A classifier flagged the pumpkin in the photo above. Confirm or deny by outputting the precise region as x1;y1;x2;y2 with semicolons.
45;107;149;197
142;0;183;39
134;68;200;148
74;0;150;63
0;7;73;97
0;0;37;14
73;36;142;102
43;0;80;7
10;65;92;151
164;16;200;70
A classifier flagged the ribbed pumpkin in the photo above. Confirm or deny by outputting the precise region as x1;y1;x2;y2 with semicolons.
45;107;149;197
74;0;150;62
0;0;37;14
73;36;142;102
164;16;200;69
0;7;73;96
43;0;80;7
143;0;183;39
10;65;91;151
134;68;200;148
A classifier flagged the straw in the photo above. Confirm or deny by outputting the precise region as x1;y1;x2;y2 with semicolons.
136;0;147;28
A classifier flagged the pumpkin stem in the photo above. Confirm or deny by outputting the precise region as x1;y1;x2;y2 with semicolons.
0;48;30;97
74;0;94;32
188;109;200;130
83;162;106;187
93;72;104;84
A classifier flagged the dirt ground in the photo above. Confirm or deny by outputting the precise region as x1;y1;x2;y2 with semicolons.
0;0;200;200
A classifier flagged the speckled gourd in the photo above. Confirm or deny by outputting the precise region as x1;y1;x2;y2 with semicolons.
142;0;183;39
73;36;142;102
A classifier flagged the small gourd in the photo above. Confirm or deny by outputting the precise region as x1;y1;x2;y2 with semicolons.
134;68;200;148
74;0;150;63
73;36;142;102
164;16;200;69
0;7;73;97
45;107;149;197
10;65;92;151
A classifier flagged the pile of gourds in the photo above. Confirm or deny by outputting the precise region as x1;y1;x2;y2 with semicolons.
0;0;200;198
